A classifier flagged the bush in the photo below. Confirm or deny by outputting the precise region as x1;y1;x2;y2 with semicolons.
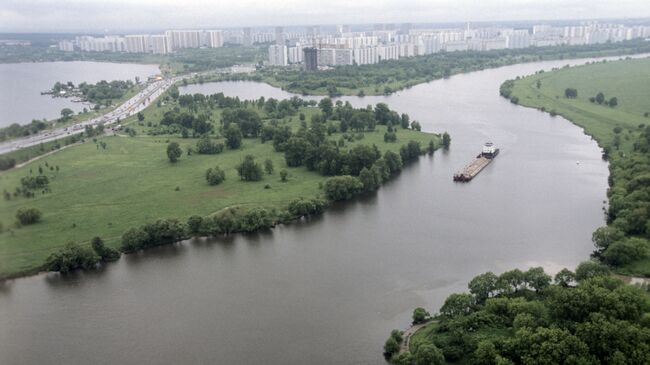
91;236;120;261
196;136;224;154
16;207;42;225
237;155;263;181
44;243;100;273
287;197;327;218
602;238;648;266
575;261;610;281
0;156;16;171
121;219;186;252
323;175;363;201
280;169;288;182
205;166;226;185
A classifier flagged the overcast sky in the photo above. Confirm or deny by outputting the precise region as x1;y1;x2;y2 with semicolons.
2;0;650;33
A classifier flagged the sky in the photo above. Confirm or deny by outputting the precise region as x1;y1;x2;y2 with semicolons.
1;0;650;33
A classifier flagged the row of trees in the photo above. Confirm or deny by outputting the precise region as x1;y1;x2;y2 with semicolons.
44;237;120;273
387;263;650;364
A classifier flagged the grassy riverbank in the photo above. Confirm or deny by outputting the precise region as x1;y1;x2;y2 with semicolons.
0;90;439;279
504;57;650;276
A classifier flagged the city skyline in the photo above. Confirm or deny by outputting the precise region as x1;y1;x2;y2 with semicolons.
2;0;650;33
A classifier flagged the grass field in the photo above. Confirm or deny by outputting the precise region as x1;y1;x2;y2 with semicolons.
509;57;650;276
0;100;438;279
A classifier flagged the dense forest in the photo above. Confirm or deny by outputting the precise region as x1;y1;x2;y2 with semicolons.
386;264;650;364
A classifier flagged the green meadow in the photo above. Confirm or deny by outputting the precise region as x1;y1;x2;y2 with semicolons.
0;96;438;279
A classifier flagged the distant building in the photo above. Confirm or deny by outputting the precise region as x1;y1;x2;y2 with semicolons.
275;26;285;46
125;35;149;53
149;35;169;54
243;28;253;46
165;30;202;51
268;45;288;66
303;47;318;71
206;30;224;48
58;40;74;52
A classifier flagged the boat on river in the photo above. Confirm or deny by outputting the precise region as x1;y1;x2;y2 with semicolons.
453;142;499;182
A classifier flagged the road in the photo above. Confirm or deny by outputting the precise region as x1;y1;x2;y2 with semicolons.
0;76;181;155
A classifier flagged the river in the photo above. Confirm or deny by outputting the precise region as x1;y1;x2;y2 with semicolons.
0;57;612;364
0;61;160;127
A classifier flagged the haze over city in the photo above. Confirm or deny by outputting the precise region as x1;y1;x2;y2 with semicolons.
2;0;650;32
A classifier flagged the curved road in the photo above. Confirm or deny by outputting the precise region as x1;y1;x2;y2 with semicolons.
0;75;186;155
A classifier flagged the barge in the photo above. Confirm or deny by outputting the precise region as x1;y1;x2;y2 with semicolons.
453;142;499;182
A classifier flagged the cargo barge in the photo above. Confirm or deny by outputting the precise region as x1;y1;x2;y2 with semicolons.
453;142;499;182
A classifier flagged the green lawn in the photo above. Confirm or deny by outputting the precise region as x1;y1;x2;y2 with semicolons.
0;104;437;278
509;57;650;276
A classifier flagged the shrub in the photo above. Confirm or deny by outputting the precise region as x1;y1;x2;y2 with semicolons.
205;166;226;185
287;197;327;217
44;243;100;273
237;155;263;181
91;236;120;261
196;136;224;154
323;176;363;201
16;207;42;225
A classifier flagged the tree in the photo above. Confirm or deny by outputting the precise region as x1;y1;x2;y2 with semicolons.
523;267;551;292
44;243;100;273
323;176;363;201
205;166;226;185
498;269;525;293
442;132;451;150
166;142;182;163
359;167;380;192
608;97;618;107
16;207;42;225
592;226;624;254
473;341;499;365
427;140;435;155
264;159;274;175
564;88;578;98
60;108;74;120
384;337;400;359
383;150;403;174
412;307;430;324
575;261;610;281
414;343;445;365
91;236;120;261
595;92;605;104
169;85;179;100
187;215;203;235
602;237;647;266
440;293;475;318
237;155;263;181
554;268;576;287
284;137;309;167
196;136;224;154
224;123;243;149
400;113;410;129
137;112;145;121
468;272;499;303
318;98;333;119
280;169;288;182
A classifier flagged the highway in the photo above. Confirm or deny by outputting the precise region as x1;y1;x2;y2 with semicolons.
0;76;179;155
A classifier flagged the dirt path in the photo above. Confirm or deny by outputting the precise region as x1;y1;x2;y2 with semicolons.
399;321;435;354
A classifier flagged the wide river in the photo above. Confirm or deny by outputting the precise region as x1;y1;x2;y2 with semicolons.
0;57;612;364
0;61;160;127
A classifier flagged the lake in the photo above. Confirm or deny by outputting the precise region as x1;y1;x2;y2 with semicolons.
0;61;160;127
0;57;612;364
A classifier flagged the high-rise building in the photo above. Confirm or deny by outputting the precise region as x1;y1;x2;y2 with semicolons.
303;47;318;71
275;26;285;45
268;45;288;66
206;30;224;48
243;28;252;46
165;30;202;51
150;35;169;54
125;35;149;53
58;40;74;52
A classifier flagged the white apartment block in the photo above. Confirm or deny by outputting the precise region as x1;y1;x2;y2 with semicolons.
165;30;202;51
58;40;74;52
288;46;303;64
150;35;169;54
206;30;224;48
125;35;149;53
268;45;288;66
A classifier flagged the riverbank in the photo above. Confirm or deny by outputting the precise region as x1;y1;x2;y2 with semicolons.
0;90;440;279
255;39;650;97
503;57;650;276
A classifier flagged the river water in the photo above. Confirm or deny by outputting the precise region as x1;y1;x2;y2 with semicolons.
0;61;160;127
0;57;612;364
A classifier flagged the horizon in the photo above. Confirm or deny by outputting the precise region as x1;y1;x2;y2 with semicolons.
2;0;650;33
